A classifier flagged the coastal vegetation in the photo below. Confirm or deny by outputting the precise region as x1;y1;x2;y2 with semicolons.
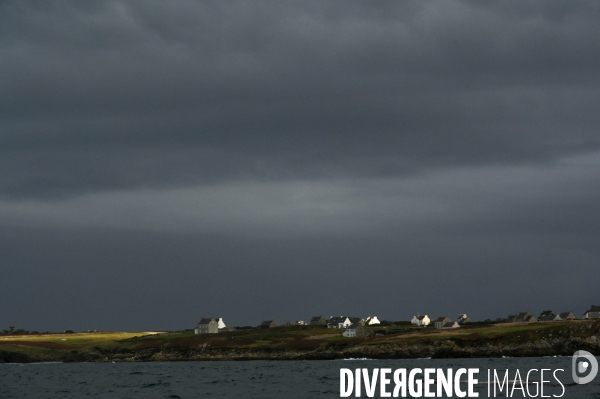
1;320;599;363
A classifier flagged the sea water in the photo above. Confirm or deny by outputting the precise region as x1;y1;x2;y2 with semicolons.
1;357;599;398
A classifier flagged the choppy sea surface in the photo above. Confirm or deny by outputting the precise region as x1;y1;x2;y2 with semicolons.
1;357;599;398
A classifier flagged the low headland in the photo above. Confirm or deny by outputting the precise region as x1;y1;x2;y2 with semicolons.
1;320;599;363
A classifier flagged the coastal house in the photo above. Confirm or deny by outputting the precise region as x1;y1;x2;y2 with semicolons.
457;314;470;325
342;323;373;338
365;316;381;325
328;316;352;329
411;315;431;327
296;320;306;325
582;305;600;319
539;311;559;322
506;312;537;323
217;318;226;329
557;312;576;321
349;317;365;326
434;316;452;330
310;316;327;326
259;320;277;328
195;318;219;334
442;321;460;329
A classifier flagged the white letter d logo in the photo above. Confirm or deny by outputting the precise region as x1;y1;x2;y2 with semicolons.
572;350;598;385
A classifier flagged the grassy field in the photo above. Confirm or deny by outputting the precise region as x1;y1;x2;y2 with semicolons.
0;331;156;360
1;320;598;362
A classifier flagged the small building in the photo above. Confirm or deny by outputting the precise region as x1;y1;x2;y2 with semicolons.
539;311;558;322
457;314;470;325
349;317;365;326
411;315;431;327
365;316;381;325
442;321;460;329
506;312;537;323
310;316;327;326
296;320;306;325
557;312;576;321
342;323;373;338
582;305;600;319
217;318;226;329
259;320;277;328
328;316;352;329
196;318;219;334
434;316;452;330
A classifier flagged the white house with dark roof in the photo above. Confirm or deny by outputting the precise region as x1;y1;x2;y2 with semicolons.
583;305;600;319
328;316;352;328
411;315;430;326
365;316;380;325
342;323;373;338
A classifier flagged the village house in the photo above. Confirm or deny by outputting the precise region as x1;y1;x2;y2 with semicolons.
557;312;576;320
411;315;431;327
195;318;219;334
328;316;352;329
259;320;277;328
539;311;559;322
582;305;600;319
457;314;470;325
365;316;381;325
310;316;327;326
434;316;452;329
442;321;460;329
342;323;373;338
506;312;537;323
295;320;305;325
217;318;226;329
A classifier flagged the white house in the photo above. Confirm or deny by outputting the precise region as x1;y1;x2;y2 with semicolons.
411;315;431;326
342;323;372;338
365;316;381;325
217;318;226;329
582;305;600;319
328;316;352;328
342;325;358;337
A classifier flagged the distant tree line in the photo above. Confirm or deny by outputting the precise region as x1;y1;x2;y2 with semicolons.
1;326;38;335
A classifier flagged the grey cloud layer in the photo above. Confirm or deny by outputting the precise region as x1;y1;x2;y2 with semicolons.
2;1;600;330
2;151;600;238
2;1;600;198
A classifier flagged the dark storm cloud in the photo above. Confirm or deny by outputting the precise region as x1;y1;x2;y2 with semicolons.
2;0;600;198
2;1;600;331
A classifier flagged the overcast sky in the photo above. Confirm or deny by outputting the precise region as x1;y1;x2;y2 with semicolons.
2;1;600;332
